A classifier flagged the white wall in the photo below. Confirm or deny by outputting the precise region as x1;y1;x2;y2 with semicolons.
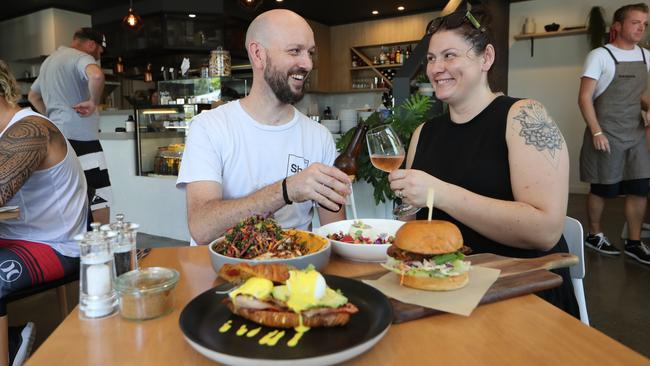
0;8;90;62
508;0;648;193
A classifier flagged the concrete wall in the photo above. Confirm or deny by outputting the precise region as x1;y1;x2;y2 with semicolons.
508;0;649;193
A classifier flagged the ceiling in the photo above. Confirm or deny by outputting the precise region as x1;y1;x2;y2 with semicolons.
1;0;455;25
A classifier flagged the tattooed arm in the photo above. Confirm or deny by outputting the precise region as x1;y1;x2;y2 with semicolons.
388;99;569;250
0;116;64;206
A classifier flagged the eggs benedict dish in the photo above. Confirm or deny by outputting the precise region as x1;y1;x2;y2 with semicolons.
382;220;471;291
220;264;358;329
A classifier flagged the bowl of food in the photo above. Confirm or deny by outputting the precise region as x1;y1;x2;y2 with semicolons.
316;219;405;262
208;215;331;273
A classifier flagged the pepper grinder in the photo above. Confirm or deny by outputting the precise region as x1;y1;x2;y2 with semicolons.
76;223;118;319
101;213;140;277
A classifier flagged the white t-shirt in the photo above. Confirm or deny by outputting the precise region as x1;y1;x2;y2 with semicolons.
177;100;337;241
582;44;650;99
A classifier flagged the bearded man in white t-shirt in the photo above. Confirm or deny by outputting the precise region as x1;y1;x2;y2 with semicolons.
177;9;350;244
578;3;650;265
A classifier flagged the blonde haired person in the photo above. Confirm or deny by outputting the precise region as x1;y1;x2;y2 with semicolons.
0;61;88;366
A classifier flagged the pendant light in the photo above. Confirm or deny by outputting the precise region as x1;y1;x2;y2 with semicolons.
238;0;264;11
122;0;143;30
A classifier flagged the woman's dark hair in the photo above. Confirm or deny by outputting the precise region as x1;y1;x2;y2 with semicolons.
426;8;492;55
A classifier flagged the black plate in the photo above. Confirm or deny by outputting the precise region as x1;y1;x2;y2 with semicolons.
179;275;392;363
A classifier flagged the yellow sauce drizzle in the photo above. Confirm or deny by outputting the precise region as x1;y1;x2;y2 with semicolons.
258;330;279;345
246;327;262;338
287;314;310;347
218;320;233;333
266;330;285;346
287;330;307;347
236;325;248;336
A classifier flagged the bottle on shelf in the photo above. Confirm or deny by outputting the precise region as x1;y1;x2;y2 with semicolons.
334;122;370;182
405;45;412;60
396;46;402;64
389;47;396;64
144;63;153;82
379;46;387;65
115;57;124;74
323;106;333;120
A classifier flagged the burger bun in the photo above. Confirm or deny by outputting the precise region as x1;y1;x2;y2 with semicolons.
394;220;462;255
401;271;469;291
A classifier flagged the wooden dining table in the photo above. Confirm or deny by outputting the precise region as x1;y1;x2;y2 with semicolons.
26;246;649;365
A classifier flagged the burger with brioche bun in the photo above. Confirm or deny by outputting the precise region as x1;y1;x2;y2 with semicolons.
382;220;471;291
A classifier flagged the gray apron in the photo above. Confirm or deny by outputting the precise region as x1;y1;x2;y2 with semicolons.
580;46;650;184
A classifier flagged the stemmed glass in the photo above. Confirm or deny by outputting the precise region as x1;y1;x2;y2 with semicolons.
366;124;421;217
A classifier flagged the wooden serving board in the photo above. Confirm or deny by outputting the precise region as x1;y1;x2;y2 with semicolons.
359;252;578;324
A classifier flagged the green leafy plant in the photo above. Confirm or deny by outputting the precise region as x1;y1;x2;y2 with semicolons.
415;72;429;84
336;94;433;204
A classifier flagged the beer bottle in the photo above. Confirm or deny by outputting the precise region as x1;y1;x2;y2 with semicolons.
319;122;369;213
334;122;370;182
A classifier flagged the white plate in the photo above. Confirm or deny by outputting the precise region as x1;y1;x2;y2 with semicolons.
0;206;19;212
316;219;405;262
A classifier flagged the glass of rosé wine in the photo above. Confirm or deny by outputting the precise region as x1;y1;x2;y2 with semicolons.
366;124;420;217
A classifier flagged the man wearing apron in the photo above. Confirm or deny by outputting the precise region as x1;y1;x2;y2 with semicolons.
578;3;650;265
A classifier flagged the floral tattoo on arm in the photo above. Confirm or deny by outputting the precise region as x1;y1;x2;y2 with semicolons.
0;117;53;205
513;100;564;166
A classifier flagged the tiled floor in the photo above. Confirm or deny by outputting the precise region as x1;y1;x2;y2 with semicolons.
9;194;650;360
566;194;649;358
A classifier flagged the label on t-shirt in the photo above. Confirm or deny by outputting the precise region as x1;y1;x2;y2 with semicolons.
287;154;310;176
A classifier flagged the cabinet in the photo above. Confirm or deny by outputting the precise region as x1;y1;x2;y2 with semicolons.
134;104;210;176
349;41;417;92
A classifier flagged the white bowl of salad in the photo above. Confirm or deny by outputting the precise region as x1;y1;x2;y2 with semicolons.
315;219;405;262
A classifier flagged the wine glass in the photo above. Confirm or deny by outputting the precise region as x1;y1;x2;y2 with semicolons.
366;124;421;217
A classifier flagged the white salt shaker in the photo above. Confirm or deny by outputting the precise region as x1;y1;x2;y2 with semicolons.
76;223;118;319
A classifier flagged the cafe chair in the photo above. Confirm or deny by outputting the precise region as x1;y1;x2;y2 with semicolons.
0;273;78;366
563;216;590;326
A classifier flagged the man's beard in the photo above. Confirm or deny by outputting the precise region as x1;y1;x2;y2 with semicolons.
264;57;308;104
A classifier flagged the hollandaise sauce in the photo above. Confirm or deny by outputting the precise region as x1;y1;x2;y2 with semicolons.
236;325;248;336
218;320;233;333
258;330;278;345
258;330;285;346
287;314;310;347
246;327;261;338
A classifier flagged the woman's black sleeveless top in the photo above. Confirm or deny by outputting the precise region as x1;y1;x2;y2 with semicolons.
411;96;578;317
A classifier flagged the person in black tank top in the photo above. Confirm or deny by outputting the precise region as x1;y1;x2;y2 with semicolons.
388;10;579;317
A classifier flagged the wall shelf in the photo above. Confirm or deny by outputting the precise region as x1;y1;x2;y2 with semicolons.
514;27;588;57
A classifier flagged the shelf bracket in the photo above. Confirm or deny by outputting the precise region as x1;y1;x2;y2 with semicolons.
529;37;534;57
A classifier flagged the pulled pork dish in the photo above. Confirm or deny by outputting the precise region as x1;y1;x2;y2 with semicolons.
213;215;308;259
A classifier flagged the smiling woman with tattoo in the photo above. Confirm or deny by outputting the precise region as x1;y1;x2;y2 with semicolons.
0;60;88;365
387;9;578;317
